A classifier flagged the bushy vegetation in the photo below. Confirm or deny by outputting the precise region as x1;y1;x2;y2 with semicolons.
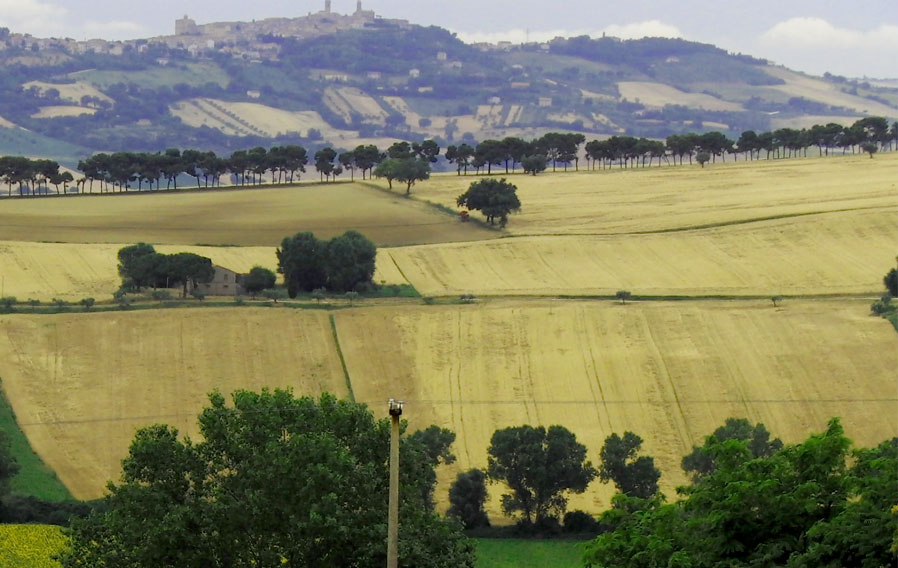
277;230;377;297
117;243;214;297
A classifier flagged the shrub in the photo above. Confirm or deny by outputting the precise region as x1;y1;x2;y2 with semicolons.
52;298;68;311
261;289;286;303
563;510;600;534
0;297;16;312
80;297;95;311
422;297;436;305
27;298;40;311
460;294;476;304
447;469;490;530
871;294;894;315
190;289;206;301
234;296;245;305
616;290;632;304
151;290;172;301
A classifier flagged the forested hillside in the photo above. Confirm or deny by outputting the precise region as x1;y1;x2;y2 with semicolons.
1;21;896;165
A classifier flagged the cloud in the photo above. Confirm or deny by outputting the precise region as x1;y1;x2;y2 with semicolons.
757;18;898;77
760;17;898;49
0;0;68;35
454;20;681;45
601;20;682;40
82;20;148;40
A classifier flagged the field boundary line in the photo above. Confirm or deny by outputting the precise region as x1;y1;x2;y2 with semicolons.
329;314;355;402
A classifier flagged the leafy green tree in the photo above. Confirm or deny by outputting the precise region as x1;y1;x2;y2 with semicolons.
456;178;521;227
474;139;505;175
387;141;413;160
412;140;441;163
407;426;456;510
60;390;475;568
885;268;898;297
117;243;157;289
243;266;277;298
325;230;377;293
447;469;491;529
314;147;337;181
0;297;16;312
351;144;380;179
521;154;547;175
164;252;215;298
80;297;95;311
277;232;327;298
394;157;431;194
487;425;596;524
681;418;783;482
374;158;400;189
445;144;475;175
584;419;890;568
598;431;660;499
615;290;631;305
696;151;711;167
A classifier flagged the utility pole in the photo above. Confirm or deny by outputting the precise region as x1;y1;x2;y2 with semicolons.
387;399;403;568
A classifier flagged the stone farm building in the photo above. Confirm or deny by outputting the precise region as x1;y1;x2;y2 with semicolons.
189;265;245;296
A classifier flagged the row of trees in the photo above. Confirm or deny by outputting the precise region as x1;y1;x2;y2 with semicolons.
117;244;214;297
2;116;894;197
276;230;377;297
0;156;74;196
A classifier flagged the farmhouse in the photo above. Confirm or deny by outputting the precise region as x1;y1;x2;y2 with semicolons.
191;265;245;296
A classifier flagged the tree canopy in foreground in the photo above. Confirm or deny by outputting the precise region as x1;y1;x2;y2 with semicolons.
60;390;473;568
584;419;898;568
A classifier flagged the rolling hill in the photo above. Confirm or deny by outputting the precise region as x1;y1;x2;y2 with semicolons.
0;18;895;164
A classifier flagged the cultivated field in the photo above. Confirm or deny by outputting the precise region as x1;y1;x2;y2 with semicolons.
0;309;350;499
30;106;97;119
0;524;67;568
413;152;898;236
0;183;496;247
0;240;407;301
617;81;744;111
1;300;894;513
386;208;897;297
22;81;113;106
337;300;898;513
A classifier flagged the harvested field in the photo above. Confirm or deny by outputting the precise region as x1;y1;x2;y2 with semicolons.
764;67;898;118
386;208;897;296
618;82;743;111
0;183;496;247
336;299;898;513
412;152;898;236
22;81;113;106
2;300;893;510
0;240;406;301
0;309;350;499
30;106;96;119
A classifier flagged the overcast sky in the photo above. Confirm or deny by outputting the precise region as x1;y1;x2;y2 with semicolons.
2;0;896;78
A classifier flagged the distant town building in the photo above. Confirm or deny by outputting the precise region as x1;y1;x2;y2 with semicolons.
436;51;447;61
408;68;421;78
187;265;245;297
175;15;199;36
538;97;553;107
488;96;501;105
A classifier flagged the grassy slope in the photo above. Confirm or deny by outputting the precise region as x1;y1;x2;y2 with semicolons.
474;539;585;568
0;383;72;501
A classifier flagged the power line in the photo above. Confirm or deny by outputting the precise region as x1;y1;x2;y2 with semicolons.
17;397;897;427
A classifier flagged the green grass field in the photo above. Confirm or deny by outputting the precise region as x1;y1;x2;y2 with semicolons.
0;382;72;501
474;539;587;568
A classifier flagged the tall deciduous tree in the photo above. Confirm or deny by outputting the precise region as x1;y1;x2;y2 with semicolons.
242;266;277;298
448;469;491;529
456;178;521;227
325;230;377;292
598;431;660;499
681;418;783;482
487;425;596;524
277;232;327;297
60;390;475;568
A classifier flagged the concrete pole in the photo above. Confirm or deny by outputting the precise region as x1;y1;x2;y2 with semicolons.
387;399;403;568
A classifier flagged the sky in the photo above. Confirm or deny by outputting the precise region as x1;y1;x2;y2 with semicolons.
1;0;897;78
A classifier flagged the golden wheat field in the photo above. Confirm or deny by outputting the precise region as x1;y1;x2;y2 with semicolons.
412;152;898;236
0;308;350;499
386;208;897;296
0;183;495;246
0;301;894;515
0;241;407;301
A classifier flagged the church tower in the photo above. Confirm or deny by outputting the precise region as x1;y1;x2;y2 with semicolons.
356;1;362;14
324;0;331;13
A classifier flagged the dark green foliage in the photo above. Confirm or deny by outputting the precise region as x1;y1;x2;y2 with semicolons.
885;268;898;297
456;178;521;227
277;232;328;297
60;390;474;568
1;494;95;525
598;432;660;499
448;469;490;529
487;425;597;524
117;242;156;287
562;510;600;534
521;154;547;175
584;419;898;568
407;425;456;511
696;151;711;167
681;418;783;482
325;231;377;293
243;266;277;297
117;245;214;296
0;428;19;498
0;297;16;312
